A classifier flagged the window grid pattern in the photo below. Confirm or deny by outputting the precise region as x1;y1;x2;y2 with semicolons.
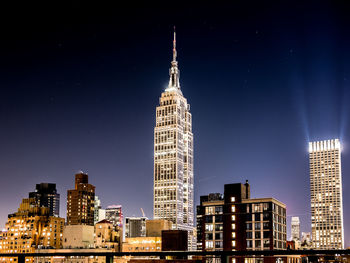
309;139;344;249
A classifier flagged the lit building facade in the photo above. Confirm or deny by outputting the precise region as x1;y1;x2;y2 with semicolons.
291;216;300;241
153;30;194;245
94;196;105;225
309;139;344;249
95;219;121;251
67;172;95;226
105;205;123;228
0;197;64;255
122;237;162;252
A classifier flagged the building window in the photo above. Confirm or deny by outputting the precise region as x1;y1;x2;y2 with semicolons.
255;240;261;248
255;222;261;230
231;197;235;202
232;240;236;247
231;215;236;221
247;240;253;248
246;232;252;239
232;232;236;238
215;232;223;240
205;224;213;231
205;207;215;215
246;223;252;230
215;224;223;231
205;241;213;248
231;206;235;213
231;224;235;230
215;215;223;222
215;206;223;214
215;241;223;248
205;233;213;240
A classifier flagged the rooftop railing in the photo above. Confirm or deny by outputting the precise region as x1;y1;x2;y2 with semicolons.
0;249;349;263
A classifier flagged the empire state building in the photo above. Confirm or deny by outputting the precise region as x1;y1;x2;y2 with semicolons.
153;30;194;237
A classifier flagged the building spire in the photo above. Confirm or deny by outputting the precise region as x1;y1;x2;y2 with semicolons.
166;26;182;94
173;26;177;62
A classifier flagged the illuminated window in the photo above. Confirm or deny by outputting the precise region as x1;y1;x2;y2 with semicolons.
231;197;235;202
205;241;213;248
231;206;235;213
205;207;215;215
231;215;235;221
232;240;236;247
232;232;236;238
205;224;213;231
231;224;236;230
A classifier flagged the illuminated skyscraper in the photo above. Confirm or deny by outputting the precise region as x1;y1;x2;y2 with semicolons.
309;139;344;249
67;172;95;226
153;30;194;245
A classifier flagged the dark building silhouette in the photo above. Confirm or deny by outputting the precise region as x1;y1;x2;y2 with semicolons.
67;172;95;225
29;183;60;217
161;230;188;251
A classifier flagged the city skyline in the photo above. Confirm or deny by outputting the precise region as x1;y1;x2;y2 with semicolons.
0;1;350;248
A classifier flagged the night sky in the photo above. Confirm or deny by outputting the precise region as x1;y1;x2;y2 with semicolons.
0;1;349;246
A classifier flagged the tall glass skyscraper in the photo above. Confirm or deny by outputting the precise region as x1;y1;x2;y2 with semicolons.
153;30;194;245
309;139;344;249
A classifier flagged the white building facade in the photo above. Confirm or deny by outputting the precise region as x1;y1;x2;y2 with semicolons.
309;139;344;249
291;216;300;241
153;30;194;247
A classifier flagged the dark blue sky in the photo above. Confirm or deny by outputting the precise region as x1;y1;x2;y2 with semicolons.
0;1;349;246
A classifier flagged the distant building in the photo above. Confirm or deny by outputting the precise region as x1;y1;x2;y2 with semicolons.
105;205;123;228
94;196;105;225
62;225;94;249
67;172;95;226
0;196;64;254
291;216;300;241
301;232;312;249
125;217;147;238
29;183;60;217
95;219;122;251
197;181;286;261
146;219;173;237
309;139;344;249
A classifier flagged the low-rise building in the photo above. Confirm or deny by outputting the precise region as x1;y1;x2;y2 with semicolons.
125;217;147;238
62;225;94;249
122;237;162;252
146;219;172;237
95;219;121;251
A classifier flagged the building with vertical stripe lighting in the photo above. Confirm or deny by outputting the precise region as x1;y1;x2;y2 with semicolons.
309;139;344;249
153;29;195;248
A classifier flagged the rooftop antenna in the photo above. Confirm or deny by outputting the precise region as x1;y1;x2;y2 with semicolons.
172;26;177;62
